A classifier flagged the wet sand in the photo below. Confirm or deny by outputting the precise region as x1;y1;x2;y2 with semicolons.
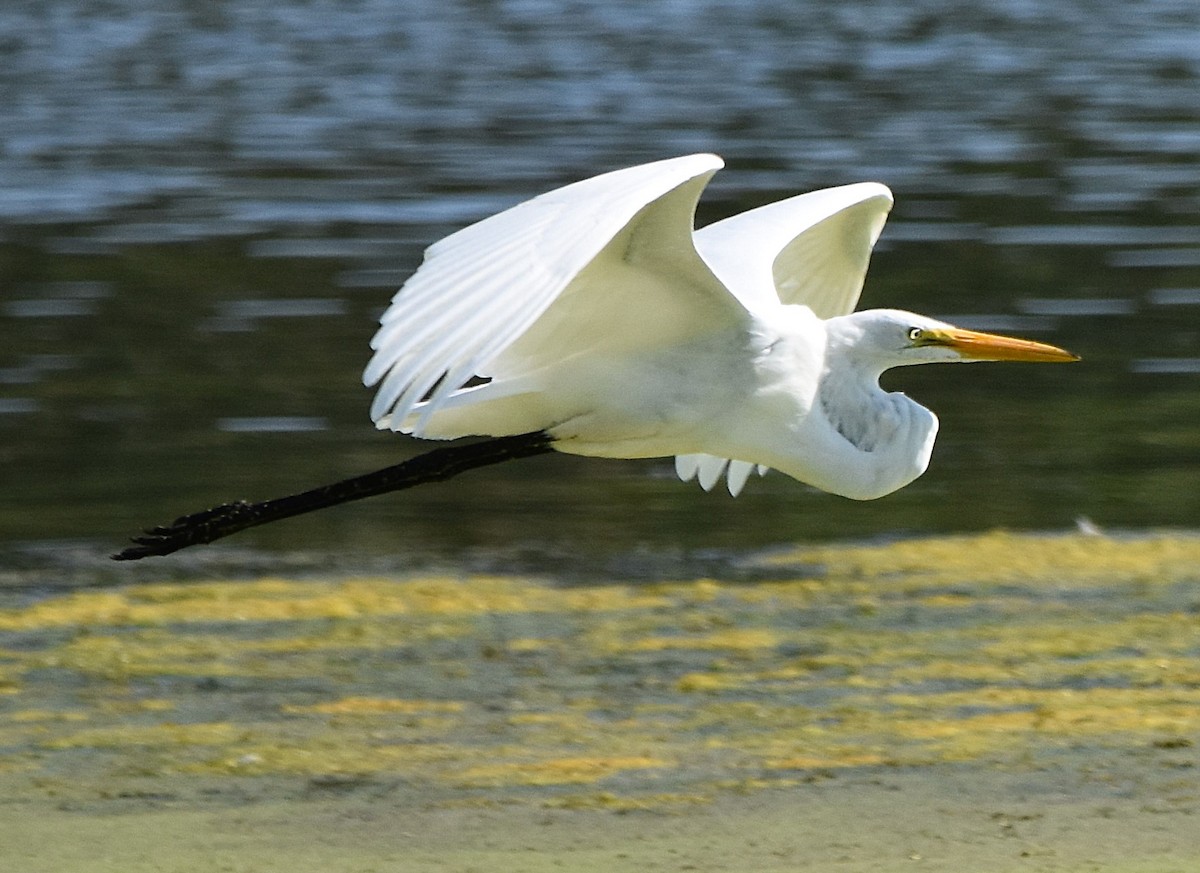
1;531;1197;871
3;763;1198;872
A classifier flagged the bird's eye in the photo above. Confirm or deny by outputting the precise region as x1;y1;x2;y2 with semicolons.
908;327;924;342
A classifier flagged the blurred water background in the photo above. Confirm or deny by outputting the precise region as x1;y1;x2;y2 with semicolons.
1;0;1197;578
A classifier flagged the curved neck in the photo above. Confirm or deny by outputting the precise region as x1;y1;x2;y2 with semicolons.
754;320;937;500
721;310;939;501
808;337;939;499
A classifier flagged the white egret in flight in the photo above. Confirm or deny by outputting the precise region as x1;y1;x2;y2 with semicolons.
115;154;1076;560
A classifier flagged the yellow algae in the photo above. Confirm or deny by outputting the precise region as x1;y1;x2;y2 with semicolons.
127;577;320;603
812;687;1200;761
544;791;712;811
8;709;89;723
0;591;135;630
882;653;1196;690
883;660;1024;685
675;702;821;735
728;579;827;605
0;581;364;629
505;637;554;653
20;616;492;684
0;574;671;632
893;710;1042;741
980;626;1174;662
676;672;741;693
759;531;1200;590
765;751;890;769
712;776;807;793
97;698;177;715
283;697;465;716
755;663;820;682
884;686;1200;719
1067;656;1200;687
506;711;587;728
242;616;475;653
3;531;1199;813
627;628;780;654
646;578;725;605
32;630;261;680
455;755;669;787
193;740;491;778
981;614;1198;659
43;721;245;750
347;575;667;618
499;710;617;749
916;593;975;608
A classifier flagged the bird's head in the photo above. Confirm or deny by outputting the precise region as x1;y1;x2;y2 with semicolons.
829;309;1079;369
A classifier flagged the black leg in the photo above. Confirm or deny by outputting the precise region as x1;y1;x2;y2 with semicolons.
111;431;555;560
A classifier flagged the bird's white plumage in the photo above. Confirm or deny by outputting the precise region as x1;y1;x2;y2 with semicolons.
365;153;898;497
362;154;1072;502
366;154;738;433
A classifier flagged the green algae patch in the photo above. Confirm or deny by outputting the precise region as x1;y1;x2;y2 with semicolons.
0;530;1198;813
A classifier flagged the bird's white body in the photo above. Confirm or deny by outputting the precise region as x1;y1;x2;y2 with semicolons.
365;154;1073;501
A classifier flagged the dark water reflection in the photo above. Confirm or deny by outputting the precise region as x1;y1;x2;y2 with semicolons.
1;0;1198;574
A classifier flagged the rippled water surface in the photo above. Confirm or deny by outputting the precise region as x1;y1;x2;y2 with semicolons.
1;0;1198;573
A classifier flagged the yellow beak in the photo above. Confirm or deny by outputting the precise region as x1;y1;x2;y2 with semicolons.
928;327;1080;363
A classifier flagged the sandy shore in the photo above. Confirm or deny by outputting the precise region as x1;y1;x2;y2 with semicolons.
3;761;1197;872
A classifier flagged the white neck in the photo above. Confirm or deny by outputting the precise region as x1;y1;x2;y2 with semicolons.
732;313;940;500
804;321;939;499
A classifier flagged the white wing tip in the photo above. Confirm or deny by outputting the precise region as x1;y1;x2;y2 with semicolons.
674;454;701;482
675;454;768;497
853;181;894;206
665;152;723;170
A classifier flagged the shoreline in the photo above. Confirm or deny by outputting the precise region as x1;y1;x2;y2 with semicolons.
1;531;1197;870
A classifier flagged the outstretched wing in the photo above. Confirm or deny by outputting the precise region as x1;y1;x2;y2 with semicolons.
694;182;893;318
677;182;893;495
364;154;745;436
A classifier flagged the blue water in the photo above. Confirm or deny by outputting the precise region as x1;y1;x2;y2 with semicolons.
1;0;1197;576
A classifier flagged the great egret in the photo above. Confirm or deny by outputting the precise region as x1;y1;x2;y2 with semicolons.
114;154;1076;560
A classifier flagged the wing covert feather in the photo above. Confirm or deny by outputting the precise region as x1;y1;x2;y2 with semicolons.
694;183;892;318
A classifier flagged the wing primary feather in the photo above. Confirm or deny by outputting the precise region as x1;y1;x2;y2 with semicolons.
370;222;552;344
412;269;561;412
725;460;754;497
375;275;553;429
366;269;529;390
408;281;557;432
696;456;729;491
675;454;702;482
